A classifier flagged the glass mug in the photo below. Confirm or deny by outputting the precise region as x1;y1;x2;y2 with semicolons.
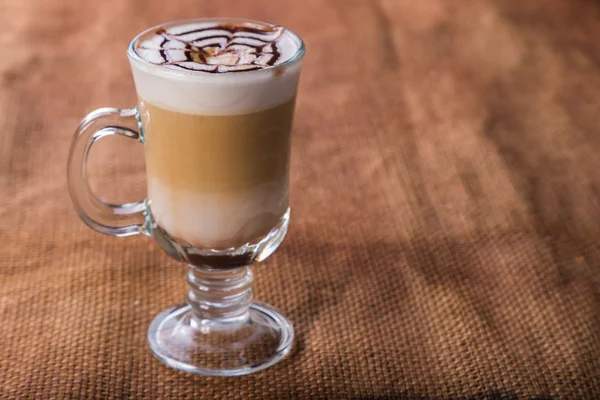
67;18;305;376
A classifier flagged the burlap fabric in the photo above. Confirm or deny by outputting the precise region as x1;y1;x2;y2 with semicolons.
1;0;600;398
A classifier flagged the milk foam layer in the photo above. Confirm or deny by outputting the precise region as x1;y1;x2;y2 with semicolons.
128;19;304;115
135;21;297;72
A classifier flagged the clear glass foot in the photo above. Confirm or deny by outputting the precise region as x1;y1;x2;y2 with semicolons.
147;303;294;376
147;266;294;376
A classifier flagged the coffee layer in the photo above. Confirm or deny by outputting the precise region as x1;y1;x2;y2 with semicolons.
140;99;295;248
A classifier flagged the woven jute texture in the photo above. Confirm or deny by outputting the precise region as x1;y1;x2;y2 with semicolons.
1;0;600;398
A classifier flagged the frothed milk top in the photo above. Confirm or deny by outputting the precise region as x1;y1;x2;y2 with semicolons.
128;19;305;115
134;21;299;73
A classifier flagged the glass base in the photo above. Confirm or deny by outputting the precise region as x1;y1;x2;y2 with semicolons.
147;302;294;376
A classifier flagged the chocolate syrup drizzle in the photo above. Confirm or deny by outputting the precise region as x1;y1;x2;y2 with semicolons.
138;23;285;73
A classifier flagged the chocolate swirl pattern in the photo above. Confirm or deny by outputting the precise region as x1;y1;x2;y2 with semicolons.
136;22;287;73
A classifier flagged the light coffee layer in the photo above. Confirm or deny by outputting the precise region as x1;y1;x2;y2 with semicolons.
140;99;295;248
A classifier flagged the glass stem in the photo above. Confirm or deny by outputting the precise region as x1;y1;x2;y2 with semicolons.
186;265;254;328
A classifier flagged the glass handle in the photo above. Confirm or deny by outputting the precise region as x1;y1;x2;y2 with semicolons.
67;107;146;237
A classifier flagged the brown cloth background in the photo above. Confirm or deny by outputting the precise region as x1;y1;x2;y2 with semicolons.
1;0;600;398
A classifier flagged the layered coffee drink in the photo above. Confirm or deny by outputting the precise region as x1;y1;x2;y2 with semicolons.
129;20;303;250
68;18;304;376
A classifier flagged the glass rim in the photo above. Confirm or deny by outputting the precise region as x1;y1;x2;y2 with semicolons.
127;17;306;80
